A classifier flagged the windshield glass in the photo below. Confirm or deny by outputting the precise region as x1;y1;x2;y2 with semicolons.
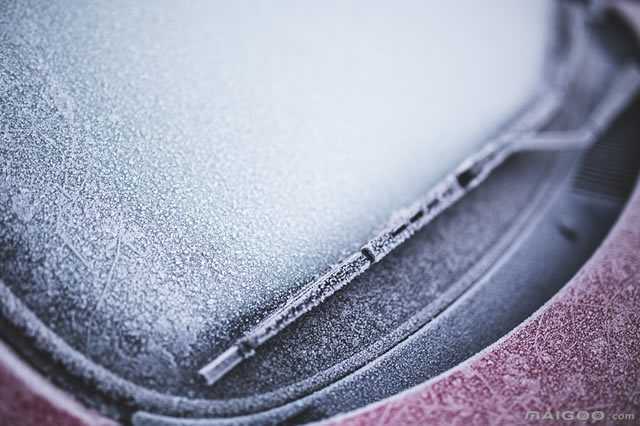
0;0;551;388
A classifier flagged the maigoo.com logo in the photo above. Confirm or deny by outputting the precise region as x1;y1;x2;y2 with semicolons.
525;410;635;422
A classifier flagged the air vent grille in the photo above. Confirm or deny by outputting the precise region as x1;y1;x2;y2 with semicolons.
573;96;640;199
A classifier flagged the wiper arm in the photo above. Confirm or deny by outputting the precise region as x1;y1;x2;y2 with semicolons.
198;6;640;387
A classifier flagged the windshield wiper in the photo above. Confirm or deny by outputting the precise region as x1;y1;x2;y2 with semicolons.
198;6;640;387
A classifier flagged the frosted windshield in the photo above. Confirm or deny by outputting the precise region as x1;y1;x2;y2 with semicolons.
2;0;551;361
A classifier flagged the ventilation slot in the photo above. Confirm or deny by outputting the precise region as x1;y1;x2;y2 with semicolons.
573;96;640;199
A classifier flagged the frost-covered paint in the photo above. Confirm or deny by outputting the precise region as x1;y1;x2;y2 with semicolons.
0;341;115;426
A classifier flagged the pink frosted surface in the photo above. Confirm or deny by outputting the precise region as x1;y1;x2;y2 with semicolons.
0;341;116;426
322;181;640;425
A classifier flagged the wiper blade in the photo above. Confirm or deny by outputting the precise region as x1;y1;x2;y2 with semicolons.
198;9;640;387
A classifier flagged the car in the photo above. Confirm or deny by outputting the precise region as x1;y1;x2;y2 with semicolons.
1;1;639;425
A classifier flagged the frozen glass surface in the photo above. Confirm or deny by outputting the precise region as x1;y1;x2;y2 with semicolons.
0;0;551;384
